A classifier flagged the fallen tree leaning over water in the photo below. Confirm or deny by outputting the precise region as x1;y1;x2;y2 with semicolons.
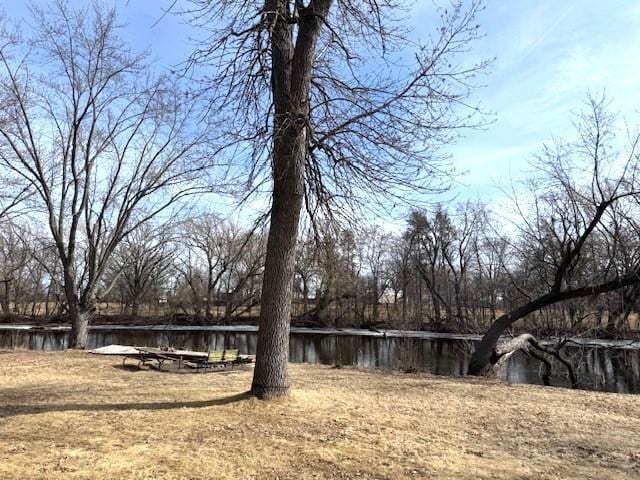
489;334;577;388
469;96;640;374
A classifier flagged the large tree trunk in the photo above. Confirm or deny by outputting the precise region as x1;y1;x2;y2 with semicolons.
250;127;305;398
69;304;92;349
64;266;91;348
251;0;330;399
65;259;96;348
251;7;302;398
130;298;140;319
70;310;91;348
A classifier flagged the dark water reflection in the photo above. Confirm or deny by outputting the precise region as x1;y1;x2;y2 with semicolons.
1;326;639;394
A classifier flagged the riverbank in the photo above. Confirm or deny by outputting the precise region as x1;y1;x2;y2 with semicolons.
1;351;639;479
2;313;639;342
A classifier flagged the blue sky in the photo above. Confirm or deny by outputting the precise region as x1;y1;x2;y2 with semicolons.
420;1;640;200
4;0;640;205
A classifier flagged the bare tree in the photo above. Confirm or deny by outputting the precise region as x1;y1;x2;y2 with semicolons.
219;229;266;321
173;246;207;319
173;215;265;322
444;202;484;328
468;97;640;374
471;230;507;327
0;221;30;316
388;235;412;326
106;225;175;318
599;199;640;335
175;215;258;321
304;228;360;326
182;0;487;398
361;226;391;326
180;215;234;321
0;181;30;221
403;202;484;330
406;207;455;327
293;230;319;318
0;3;211;346
29;236;67;319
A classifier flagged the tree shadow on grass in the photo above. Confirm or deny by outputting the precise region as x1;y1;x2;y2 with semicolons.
0;391;252;418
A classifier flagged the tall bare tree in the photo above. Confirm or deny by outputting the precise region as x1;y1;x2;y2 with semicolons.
175;214;264;322
293;230;319;318
361;226;391;325
588;198;640;335
183;0;487;398
407;207;455;327
0;221;30;315
0;2;211;346
107;225;175;318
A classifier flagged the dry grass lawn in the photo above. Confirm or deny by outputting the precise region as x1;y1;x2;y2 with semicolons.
0;351;639;479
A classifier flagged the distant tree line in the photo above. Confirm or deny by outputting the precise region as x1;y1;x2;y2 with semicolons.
1;192;638;338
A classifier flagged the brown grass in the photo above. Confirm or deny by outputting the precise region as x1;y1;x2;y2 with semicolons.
0;351;639;479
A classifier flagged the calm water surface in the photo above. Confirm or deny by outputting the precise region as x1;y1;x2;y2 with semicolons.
1;325;639;394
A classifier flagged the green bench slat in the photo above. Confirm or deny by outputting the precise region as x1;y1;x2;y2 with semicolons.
207;349;240;363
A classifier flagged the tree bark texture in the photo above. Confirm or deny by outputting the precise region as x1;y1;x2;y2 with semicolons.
251;0;332;399
69;307;92;349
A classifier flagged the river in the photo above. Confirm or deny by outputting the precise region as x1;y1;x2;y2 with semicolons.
1;324;639;394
